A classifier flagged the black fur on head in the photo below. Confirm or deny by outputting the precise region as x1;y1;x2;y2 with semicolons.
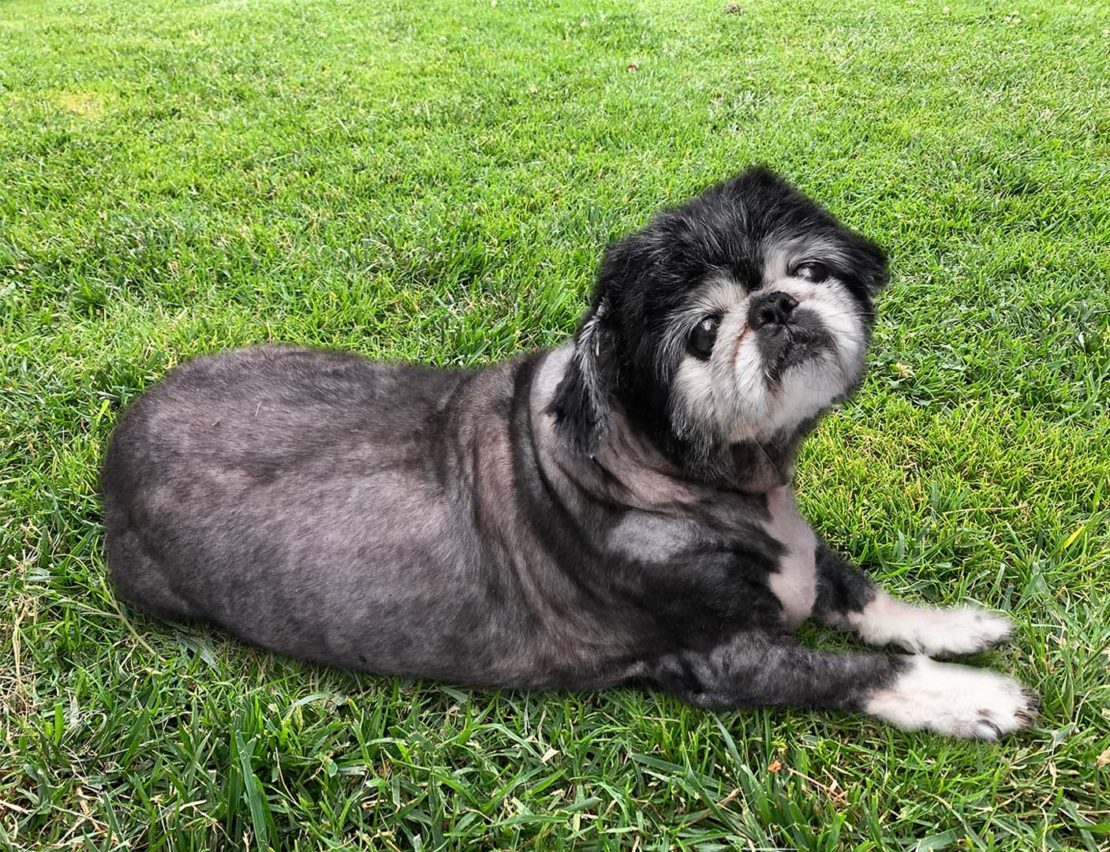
550;166;889;474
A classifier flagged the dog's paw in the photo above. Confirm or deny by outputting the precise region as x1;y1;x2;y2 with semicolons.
865;656;1039;740
849;594;1013;657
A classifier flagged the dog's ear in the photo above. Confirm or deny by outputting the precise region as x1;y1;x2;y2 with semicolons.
861;238;890;294
846;233;889;296
549;294;614;457
550;229;657;455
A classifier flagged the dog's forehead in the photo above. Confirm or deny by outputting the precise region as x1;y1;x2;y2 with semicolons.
605;175;872;327
660;231;849;311
674;275;740;315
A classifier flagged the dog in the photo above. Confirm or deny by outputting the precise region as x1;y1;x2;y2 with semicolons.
101;167;1038;739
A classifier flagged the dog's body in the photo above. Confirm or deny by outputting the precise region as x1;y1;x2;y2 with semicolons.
103;169;1038;738
103;343;830;689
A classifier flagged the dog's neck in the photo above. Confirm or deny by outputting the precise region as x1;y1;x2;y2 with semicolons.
725;437;800;494
578;406;804;505
644;409;808;495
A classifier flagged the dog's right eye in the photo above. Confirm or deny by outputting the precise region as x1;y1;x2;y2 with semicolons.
688;315;721;360
794;261;830;282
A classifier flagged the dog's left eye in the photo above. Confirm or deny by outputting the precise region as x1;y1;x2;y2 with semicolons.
793;261;830;282
688;315;721;360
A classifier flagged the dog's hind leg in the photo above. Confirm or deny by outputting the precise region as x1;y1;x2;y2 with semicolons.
812;542;1014;657
647;632;1037;740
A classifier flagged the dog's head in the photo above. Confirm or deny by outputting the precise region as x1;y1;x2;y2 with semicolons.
550;167;888;475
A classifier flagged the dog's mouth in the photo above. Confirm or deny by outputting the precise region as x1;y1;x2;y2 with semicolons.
755;315;836;386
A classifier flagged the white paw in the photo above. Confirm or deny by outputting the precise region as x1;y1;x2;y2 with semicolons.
865;656;1039;740
848;593;1013;657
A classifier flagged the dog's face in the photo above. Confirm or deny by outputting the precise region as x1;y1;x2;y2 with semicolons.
551;167;888;472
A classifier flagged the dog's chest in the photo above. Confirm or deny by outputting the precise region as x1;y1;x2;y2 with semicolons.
762;486;817;628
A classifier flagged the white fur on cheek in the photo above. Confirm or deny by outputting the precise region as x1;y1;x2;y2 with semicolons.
779;279;867;370
729;331;769;423
671;357;722;440
866;656;1038;740
836;591;1014;656
667;280;751;442
671;300;770;444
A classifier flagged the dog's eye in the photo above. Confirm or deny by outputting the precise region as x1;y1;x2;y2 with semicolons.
688;315;721;360
793;261;830;282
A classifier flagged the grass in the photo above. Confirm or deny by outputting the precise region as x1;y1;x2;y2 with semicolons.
1;0;1108;847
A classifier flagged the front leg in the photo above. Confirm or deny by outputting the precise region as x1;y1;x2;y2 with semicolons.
647;633;1037;740
814;543;1013;657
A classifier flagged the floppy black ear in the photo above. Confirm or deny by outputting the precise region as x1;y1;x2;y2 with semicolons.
549;295;613;457
857;235;890;294
861;237;888;295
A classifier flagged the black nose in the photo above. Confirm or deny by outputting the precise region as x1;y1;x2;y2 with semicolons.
749;291;798;330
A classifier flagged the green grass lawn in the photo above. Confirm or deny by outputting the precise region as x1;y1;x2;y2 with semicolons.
2;0;1108;847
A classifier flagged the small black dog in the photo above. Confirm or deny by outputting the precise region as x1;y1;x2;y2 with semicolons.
102;168;1037;739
